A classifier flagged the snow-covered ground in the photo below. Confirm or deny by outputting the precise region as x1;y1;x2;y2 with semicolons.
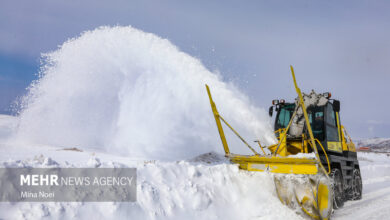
0;115;301;220
1;114;390;220
333;152;390;219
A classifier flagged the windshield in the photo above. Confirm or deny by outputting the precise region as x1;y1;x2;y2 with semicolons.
275;104;295;130
275;104;325;141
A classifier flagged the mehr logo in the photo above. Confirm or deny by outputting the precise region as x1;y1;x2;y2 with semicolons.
20;174;135;186
0;168;137;202
20;174;59;186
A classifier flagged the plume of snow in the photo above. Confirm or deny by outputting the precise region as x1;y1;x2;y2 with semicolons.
15;26;276;160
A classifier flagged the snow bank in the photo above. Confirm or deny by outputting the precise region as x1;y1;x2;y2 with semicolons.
14;26;276;160
0;153;302;220
286;152;316;158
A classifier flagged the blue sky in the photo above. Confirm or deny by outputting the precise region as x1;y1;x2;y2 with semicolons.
1;0;389;138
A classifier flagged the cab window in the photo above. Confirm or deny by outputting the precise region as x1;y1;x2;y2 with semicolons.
325;104;339;141
307;106;324;141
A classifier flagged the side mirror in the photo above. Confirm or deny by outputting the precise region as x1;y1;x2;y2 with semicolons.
269;106;274;117
333;100;340;112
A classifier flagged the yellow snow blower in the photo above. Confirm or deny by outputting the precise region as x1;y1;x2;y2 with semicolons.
206;66;362;219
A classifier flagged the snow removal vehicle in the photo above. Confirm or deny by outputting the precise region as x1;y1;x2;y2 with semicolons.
205;66;362;220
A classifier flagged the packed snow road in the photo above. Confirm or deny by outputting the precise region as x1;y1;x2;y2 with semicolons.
333;152;390;220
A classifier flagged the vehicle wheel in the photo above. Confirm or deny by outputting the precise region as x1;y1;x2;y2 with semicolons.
352;169;362;200
330;168;344;209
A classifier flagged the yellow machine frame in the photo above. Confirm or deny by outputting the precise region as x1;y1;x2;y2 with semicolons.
206;66;333;220
206;66;330;176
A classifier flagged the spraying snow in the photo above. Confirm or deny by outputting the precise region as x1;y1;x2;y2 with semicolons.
14;26;276;160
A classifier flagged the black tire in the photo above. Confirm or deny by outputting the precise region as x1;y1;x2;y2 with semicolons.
330;168;344;209
352;169;363;200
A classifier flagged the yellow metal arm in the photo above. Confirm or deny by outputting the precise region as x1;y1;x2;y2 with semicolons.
206;84;260;156
290;65;329;177
206;84;230;156
219;115;260;155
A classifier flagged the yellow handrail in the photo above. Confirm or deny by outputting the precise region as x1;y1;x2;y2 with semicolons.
308;139;331;175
